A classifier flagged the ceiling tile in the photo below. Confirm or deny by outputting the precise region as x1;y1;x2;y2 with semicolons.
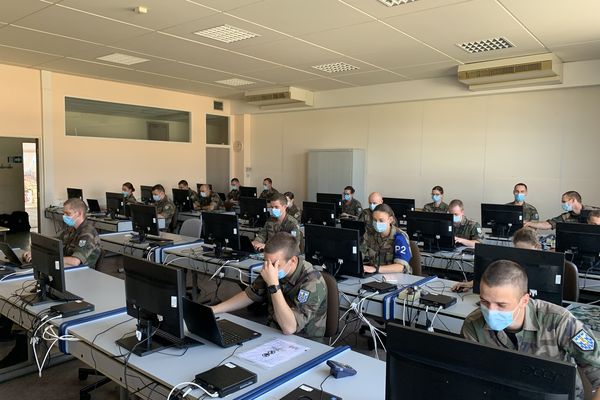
393;60;458;79
186;0;264;12
283;78;354;92
0;0;55;24
242;67;322;83
341;0;475;20
335;70;406;86
0;44;63;67
550;40;600;63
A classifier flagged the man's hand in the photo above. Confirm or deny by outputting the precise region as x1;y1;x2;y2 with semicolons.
455;237;466;245
363;265;376;274
252;241;265;251
451;281;473;293
22;251;31;263
261;258;280;286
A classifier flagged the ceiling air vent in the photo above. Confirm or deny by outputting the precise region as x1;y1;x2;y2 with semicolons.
244;87;314;110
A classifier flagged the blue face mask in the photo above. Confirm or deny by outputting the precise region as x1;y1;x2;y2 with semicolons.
369;203;377;211
271;208;282;218
200;191;208;198
432;194;442;203
562;202;572;212
373;221;387;233
514;193;526;202
122;191;129;197
481;305;519;331
263;185;269;191
152;194;161;202
344;194;351;201
231;185;238;191
63;214;76;227
453;215;462;224
277;262;290;280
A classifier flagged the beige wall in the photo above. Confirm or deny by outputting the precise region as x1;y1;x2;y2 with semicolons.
0;64;42;138
249;85;600;223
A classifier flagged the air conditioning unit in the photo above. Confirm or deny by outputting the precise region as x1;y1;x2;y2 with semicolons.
457;53;563;91
244;86;314;109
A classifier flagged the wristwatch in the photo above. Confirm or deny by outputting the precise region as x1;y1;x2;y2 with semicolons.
267;284;281;294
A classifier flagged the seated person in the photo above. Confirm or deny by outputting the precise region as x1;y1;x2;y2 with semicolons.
284;191;301;221
152;184;176;227
122;182;137;205
178;179;199;205
506;182;539;221
525;191;598;230
259;177;279;200
449;199;484;248
226;178;241;203
212;232;328;338
461;259;600;400
253;194;302;251
422;185;448;213
358;192;397;228
340;186;362;218
589;210;600;225
197;184;223;211
23;198;101;267
360;204;412;274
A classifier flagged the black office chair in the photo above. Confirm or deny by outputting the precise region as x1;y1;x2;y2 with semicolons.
563;260;579;302
321;271;339;338
409;241;422;276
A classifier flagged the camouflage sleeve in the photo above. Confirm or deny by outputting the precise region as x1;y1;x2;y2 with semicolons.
161;202;175;220
528;204;539;221
290;277;327;334
255;224;268;243
357;209;368;223
211;194;223;210
360;232;376;262
393;231;412;273
245;275;267;303
470;221;485;241
126;194;137;204
547;213;567;229
558;312;600;389
422;203;433;212
69;231;101;267
460;312;481;341
190;191;200;204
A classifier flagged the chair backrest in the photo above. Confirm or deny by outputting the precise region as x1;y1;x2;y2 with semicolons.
563;260;579;302
168;208;179;233
409;240;422;276
321;271;339;338
179;218;202;238
94;249;105;270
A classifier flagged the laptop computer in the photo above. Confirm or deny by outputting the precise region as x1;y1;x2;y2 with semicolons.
182;297;261;348
86;199;105;216
280;384;341;400
0;243;30;269
239;235;259;254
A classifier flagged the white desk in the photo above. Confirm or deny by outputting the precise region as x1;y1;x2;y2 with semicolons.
45;207;164;233
100;231;201;263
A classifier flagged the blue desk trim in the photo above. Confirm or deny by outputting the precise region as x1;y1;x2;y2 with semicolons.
383;290;402;320
58;307;127;353
233;345;350;400
0;264;89;282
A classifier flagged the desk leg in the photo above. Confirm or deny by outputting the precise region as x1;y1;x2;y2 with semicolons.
192;271;199;302
120;386;128;400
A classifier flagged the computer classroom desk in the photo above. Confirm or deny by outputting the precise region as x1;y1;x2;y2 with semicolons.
99;231;202;263
44;206;166;233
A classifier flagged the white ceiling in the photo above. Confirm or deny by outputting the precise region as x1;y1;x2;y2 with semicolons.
0;0;599;99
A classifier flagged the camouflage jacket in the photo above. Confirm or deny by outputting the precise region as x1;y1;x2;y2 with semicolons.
197;192;223;211
187;189;200;204
155;196;176;225
226;189;240;202
259;187;279;200
124;193;137;205
59;218;101;267
462;299;600;399
341;198;362;217
547;205;600;229
360;225;412;273
287;204;302;221
422;201;449;213
255;213;303;248
454;217;484;241
245;258;327;338
506;201;539;221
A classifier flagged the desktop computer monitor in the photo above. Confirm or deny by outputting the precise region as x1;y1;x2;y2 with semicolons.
239;197;269;228
106;192;125;217
316;193;343;217
382;197;415;224
304;224;362;279
386;323;576;400
140;185;154;204
339;219;366;239
67;187;83;200
473;243;565;305
172;188;194;212
239;186;257;198
201;212;241;258
117;255;197;357
128;203;160;242
481;203;523;237
406;211;454;252
302;202;336;227
556;222;600;271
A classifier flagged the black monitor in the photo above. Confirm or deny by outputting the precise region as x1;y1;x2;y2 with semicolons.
21;233;79;305
316;193;343;217
579;209;593;223
481;203;523;237
556;222;600;271
239;186;257;198
406;211;454;252
116;255;198;357
304;224;362;280
474;243;565;305
128;203;159;242
140;185;154;204
106;192;125;218
239;197;269;228
201;212;241;258
172;188;194;212
382;197;415;224
386;323;576;400
67;187;83;200
302;201;336;227
339;219;366;239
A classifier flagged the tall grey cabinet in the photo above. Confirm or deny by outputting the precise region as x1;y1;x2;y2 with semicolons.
307;149;365;204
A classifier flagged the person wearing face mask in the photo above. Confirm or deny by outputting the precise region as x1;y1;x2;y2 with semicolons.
525;191;599;230
22;198;101;267
449;199;484;248
121;182;137;205
253;193;302;252
259;177;279;201
284;191;301;221
212;232;328;338
360;204;412;274
506;182;539;221
226;178;241;203
151;184;176;226
358;192;398;229
340;186;362;218
422;185;448;213
588;210;600;225
196;183;223;211
177;179;200;205
461;260;600;400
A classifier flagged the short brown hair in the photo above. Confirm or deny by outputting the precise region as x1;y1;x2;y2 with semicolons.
373;203;394;216
512;227;538;248
178;180;189;186
432;185;444;194
514;182;528;191
448;199;463;210
563;191;582;203
64;198;87;216
152;184;165;193
270;193;288;206
481;260;528;296
122;182;135;192
588;210;600;222
344;186;355;194
263;177;272;184
264;232;299;262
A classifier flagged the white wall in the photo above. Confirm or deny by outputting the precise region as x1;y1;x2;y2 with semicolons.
249;85;600;223
0;138;28;213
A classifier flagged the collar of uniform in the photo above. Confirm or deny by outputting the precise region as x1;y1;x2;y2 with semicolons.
282;256;307;286
458;216;470;227
75;218;90;233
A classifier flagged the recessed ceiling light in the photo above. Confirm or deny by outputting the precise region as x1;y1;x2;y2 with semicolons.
96;53;149;65
457;37;514;54
215;78;255;86
194;25;259;43
312;62;360;73
378;0;418;6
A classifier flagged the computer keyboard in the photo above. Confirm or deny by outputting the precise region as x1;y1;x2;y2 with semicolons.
220;330;244;346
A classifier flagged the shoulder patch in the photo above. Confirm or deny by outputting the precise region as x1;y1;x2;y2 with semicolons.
297;289;310;304
572;330;595;351
78;239;87;247
476;227;482;234
291;230;297;237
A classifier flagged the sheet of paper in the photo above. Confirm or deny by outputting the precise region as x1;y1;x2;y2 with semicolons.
237;339;309;369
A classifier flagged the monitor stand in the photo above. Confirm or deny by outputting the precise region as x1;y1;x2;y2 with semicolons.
116;320;202;357
20;281;82;306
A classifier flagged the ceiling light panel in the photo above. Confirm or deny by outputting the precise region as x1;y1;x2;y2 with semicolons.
457;37;514;54
215;78;255;86
96;52;149;65
378;0;418;6
312;62;360;73
193;24;259;43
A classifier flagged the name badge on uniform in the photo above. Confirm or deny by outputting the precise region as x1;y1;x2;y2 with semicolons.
572;330;595;351
297;289;310;304
78;239;87;247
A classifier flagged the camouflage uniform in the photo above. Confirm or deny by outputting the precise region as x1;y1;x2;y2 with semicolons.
454;217;484;241
506;201;539;221
124;193;137;205
226;189;240;202
197;192;223;211
341;198;362;217
245;258;327;338
422;202;449;213
255;213;303;249
259;187;279;201
462;299;600;400
59;218;102;267
287;204;302;222
547;205;600;229
187;189;200;204
360;225;412;273
155;196;176;226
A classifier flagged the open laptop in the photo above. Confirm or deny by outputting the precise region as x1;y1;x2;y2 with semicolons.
0;243;30;269
86;199;105;216
182;297;261;348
